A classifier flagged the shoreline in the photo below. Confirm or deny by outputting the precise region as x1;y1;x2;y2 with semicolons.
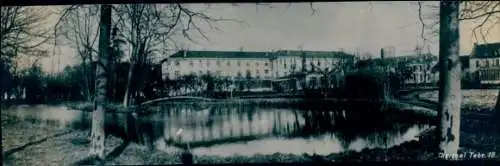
2;116;498;164
2;90;499;164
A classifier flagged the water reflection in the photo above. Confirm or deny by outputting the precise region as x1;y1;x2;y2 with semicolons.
3;101;430;156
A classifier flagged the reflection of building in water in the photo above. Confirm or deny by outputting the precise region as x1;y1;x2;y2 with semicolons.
161;106;305;143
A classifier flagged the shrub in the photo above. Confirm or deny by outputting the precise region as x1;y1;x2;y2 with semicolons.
343;69;399;100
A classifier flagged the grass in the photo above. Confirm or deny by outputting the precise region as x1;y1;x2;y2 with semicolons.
419;89;499;110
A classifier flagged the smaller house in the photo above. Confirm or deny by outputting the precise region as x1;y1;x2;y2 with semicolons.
469;42;500;85
365;53;439;88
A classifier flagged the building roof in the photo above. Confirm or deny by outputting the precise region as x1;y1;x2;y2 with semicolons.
383;53;437;62
169;50;274;59
167;50;355;60
471;42;500;58
364;54;437;65
275;50;355;59
354;54;438;71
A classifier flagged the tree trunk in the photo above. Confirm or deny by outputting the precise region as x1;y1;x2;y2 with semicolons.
436;1;461;155
123;60;135;107
494;90;500;124
81;58;91;101
89;4;111;164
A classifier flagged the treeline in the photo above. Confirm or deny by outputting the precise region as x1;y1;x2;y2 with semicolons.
1;60;162;105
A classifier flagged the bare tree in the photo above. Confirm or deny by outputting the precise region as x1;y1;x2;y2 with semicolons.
437;1;461;155
415;1;500;154
88;4;111;164
114;4;244;107
1;6;53;100
56;5;100;101
1;6;52;73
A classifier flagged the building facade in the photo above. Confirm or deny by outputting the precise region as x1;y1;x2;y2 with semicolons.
376;54;439;86
468;42;500;85
162;50;355;81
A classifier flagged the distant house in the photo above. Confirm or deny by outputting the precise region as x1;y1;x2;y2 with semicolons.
367;53;439;87
469;42;500;85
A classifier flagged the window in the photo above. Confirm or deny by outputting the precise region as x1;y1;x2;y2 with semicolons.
256;69;260;74
256;76;261;79
237;60;241;66
246;62;250;66
317;61;321;66
264;62;268;66
264;69;269;74
199;70;203;75
496;59;499;66
189;61;193;66
237;71;242;77
227;61;231;66
485;60;490;68
284;64;287;69
174;71;180;77
175;60;180;66
255;62;259;66
216;60;221;66
476;60;480;68
207;61;211;67
246;70;252;77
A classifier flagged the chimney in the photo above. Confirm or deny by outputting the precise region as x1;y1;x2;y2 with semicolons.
380;48;385;59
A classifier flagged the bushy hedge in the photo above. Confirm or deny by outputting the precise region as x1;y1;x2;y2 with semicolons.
343;69;400;100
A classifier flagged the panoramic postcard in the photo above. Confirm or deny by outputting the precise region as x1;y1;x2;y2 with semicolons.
1;1;499;165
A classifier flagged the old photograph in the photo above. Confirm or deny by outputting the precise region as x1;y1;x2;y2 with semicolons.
1;1;500;165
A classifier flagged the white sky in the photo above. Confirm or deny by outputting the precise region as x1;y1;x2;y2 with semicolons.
18;2;500;73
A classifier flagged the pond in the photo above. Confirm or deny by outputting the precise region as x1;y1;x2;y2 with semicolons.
3;100;430;157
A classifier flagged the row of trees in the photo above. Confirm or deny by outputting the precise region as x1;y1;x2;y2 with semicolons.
0;58;164;105
54;4;243;108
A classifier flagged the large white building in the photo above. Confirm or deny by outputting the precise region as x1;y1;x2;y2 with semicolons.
162;50;356;81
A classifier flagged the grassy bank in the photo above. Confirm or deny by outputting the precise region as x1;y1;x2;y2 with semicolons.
1;111;73;153
419;89;499;111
